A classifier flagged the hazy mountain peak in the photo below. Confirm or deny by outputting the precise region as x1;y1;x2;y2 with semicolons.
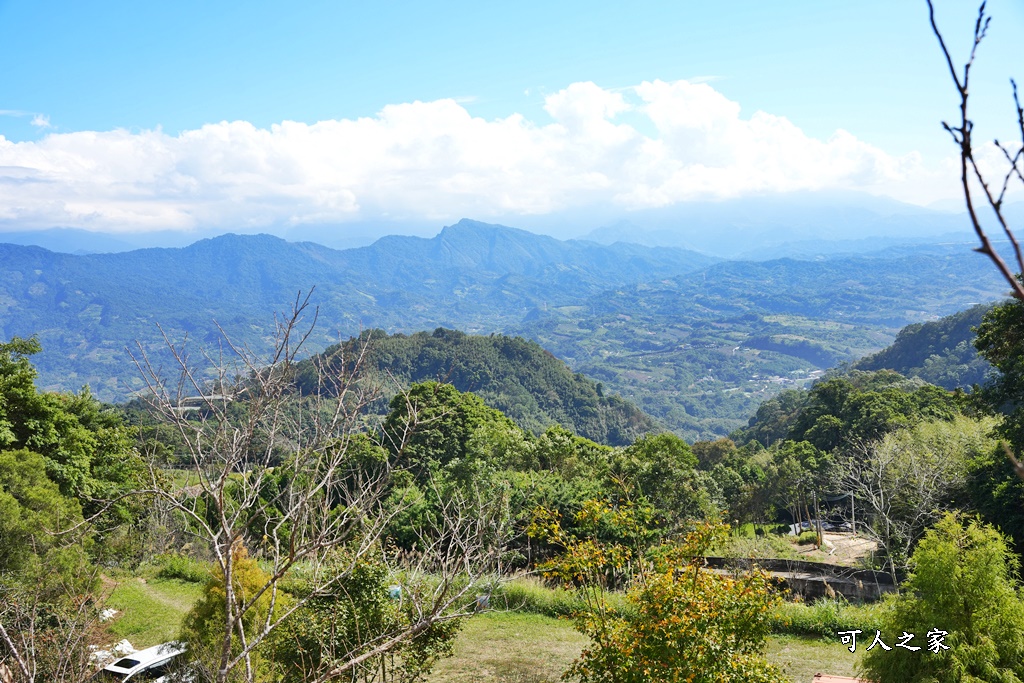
187;232;288;250
437;219;555;245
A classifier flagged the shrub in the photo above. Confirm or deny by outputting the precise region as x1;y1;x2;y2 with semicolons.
155;553;209;583
770;598;884;637
860;513;1024;683
532;503;786;683
796;530;818;545
180;544;292;682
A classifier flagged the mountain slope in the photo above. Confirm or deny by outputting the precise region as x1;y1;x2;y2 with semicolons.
0;221;714;399
852;303;995;390
303;328;658;446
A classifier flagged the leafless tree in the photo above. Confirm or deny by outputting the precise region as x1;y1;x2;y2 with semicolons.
0;569;104;683
832;418;986;585
129;292;506;683
927;0;1023;301
929;1;1024;486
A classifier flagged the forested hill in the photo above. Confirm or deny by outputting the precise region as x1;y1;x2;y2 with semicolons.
852;303;995;390
300;328;658;446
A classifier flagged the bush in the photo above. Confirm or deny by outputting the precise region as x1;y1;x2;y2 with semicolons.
770;598;884;637
796;530;818;545
154;553;209;583
492;575;628;618
180;544;291;682
534;506;786;683
860;513;1024;683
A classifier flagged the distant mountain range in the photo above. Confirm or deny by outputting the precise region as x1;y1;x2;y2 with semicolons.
578;191;1023;257
0;219;1012;438
0;220;714;399
5;190;1020;258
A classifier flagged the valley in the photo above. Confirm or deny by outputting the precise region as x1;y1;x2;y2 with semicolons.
0;221;1009;440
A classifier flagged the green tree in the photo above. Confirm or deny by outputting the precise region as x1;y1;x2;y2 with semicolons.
531;507;784;683
789;373;959;452
0;449;89;575
381;381;522;481
0;449;99;683
766;440;829;533
0;337;144;525
966;442;1024;554
975;295;1024;455
611;433;712;526
736;372;961;452
532;424;611;478
860;513;1024;683
182;544;292;683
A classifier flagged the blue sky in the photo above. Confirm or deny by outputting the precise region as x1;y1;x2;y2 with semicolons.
0;0;1021;235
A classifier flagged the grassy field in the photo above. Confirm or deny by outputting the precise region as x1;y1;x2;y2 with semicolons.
768;634;863;682
104;576;203;647
99;569;863;682
427;612;861;683
428;612;586;683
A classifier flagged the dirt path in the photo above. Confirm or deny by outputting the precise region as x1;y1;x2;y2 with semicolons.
792;532;879;566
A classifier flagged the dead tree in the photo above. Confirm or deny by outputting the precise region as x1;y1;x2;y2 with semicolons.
0;569;104;683
130;292;506;683
833;426;972;586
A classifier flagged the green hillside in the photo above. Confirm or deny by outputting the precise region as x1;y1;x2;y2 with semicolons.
852;303;995;390
299;328;658;446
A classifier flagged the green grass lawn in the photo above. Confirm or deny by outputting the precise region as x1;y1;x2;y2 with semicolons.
99;573;863;682
427;612;585;683
768;634;863;682
427;611;860;683
104;577;203;648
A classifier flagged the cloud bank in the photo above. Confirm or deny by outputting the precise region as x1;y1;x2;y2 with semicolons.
0;79;962;232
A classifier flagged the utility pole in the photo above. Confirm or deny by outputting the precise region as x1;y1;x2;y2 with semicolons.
813;491;823;548
850;491;856;535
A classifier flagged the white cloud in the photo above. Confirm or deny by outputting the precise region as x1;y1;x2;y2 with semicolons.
0;80;966;232
29;114;51;128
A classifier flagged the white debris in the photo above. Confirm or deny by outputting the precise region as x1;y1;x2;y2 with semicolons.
99;608;118;622
89;637;136;665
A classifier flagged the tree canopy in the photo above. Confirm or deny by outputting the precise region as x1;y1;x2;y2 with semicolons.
861;513;1024;683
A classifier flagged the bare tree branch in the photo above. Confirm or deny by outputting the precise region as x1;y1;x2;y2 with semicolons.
127;292;505;683
928;0;1024;300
